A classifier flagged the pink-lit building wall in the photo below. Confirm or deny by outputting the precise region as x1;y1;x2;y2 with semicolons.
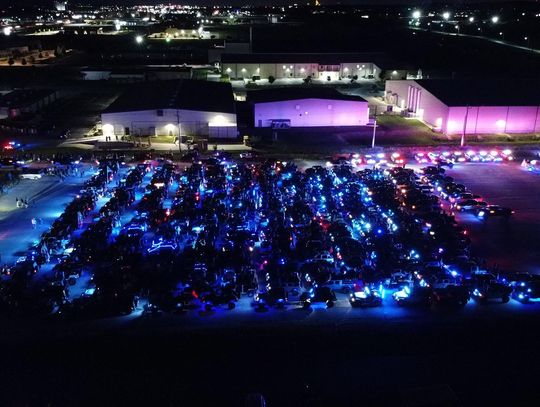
253;98;369;127
446;106;540;134
385;80;540;135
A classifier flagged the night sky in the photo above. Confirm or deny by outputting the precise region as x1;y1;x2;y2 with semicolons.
8;0;528;6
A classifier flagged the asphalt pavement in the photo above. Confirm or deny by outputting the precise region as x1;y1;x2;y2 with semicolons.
0;158;539;406
446;162;540;274
0;174;88;265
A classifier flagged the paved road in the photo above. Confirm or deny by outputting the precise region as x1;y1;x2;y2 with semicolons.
0;174;88;265
410;26;540;55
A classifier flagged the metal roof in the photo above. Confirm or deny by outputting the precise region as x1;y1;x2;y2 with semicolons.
103;80;236;114
415;79;540;107
222;52;401;69
247;86;367;104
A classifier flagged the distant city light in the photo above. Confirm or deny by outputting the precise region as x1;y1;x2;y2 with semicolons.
3;26;12;36
491;16;499;23
442;12;451;20
469;16;474;22
135;35;144;44
412;10;421;19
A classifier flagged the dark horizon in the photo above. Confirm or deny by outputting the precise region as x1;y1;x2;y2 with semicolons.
3;0;539;7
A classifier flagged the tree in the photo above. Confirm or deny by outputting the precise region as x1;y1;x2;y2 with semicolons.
38;52;43;59
303;75;312;84
29;56;35;64
268;75;275;84
8;58;14;66
21;58;27;65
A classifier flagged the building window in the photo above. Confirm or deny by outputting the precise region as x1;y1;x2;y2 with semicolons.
157;109;163;117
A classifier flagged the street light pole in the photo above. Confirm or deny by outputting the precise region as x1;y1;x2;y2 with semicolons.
461;106;469;148
176;110;182;159
372;118;377;149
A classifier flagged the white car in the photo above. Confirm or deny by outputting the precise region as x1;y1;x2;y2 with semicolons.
20;173;42;180
311;252;335;264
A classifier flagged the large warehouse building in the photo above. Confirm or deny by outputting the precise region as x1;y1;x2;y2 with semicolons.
385;79;540;135
222;52;408;81
101;80;238;139
247;87;370;128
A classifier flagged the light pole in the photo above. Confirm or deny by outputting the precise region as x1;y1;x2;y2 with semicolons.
372;119;377;149
461;106;470;147
371;106;377;149
176;110;182;158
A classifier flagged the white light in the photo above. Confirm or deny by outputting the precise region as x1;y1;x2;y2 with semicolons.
469;16;474;22
491;16;499;23
102;124;114;136
226;67;231;73
412;10;421;19
135;35;143;44
3;26;12;36
241;68;246;72
165;123;177;133
209;115;230;126
344;67;349;72
496;119;506;129
442;12;450;20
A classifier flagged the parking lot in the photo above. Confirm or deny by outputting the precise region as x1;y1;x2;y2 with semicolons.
0;150;539;406
0;167;93;265
446;162;540;274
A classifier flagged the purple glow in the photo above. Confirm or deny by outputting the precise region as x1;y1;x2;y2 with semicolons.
444;106;540;135
254;98;369;127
